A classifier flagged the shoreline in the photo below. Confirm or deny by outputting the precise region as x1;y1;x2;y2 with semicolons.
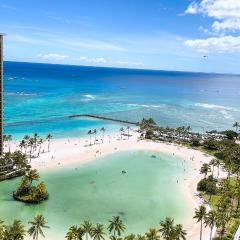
8;131;226;240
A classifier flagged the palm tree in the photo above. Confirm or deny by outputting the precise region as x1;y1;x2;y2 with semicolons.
93;129;97;144
200;163;210;178
193;205;207;240
28;138;35;162
148;118;156;126
92;224;105;240
0;219;5;239
145;228;160;240
209;159;216;176
46;134;53;152
28;215;49;240
108;216;126;237
204;210;216;240
174;224;187;240
181;126;186;141
37;138;43;157
33;133;39;151
5;134;12;152
24;135;30;141
136;234;146;240
126;126;130;139
120;128;124;140
100;127;106;143
124;234;135;240
77;227;84;240
88;130;92;145
23;135;30;153
19;140;26;153
81;220;93;240
233;122;239;132
65;225;79;240
12;151;28;169
215;210;229;239
25;169;40;187
6;219;26;240
159;217;174;240
234;181;240;211
215;159;221;178
109;236;121;240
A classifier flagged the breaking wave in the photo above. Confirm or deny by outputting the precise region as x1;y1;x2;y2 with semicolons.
82;94;96;101
128;103;166;108
195;103;233;111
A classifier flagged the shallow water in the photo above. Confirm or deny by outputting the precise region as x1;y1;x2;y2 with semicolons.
0;150;194;239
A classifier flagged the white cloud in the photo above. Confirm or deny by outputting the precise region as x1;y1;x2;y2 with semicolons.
186;0;240;19
36;54;146;68
56;39;125;52
212;19;240;31
37;53;69;61
185;2;198;14
78;56;107;63
185;0;240;53
185;35;240;53
8;34;52;46
0;4;17;10
8;34;126;52
185;0;240;32
115;60;145;67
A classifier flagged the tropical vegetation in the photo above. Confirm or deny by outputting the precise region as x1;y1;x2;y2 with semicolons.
0;215;188;240
13;169;49;204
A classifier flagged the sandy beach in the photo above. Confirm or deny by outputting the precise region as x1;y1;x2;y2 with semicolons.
9;131;227;240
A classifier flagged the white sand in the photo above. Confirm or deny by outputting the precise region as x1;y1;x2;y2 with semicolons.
8;131;227;240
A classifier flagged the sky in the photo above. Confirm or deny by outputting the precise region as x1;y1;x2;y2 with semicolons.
0;0;240;74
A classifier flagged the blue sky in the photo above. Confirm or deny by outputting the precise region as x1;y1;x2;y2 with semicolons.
0;0;240;73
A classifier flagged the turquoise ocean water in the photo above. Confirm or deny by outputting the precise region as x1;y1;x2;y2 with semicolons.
4;61;240;139
2;62;234;238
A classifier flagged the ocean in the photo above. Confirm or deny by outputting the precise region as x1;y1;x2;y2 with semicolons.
4;61;240;139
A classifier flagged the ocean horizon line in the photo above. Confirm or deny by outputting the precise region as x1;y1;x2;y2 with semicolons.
4;60;240;76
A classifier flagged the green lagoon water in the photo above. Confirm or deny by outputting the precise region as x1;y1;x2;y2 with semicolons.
0;150;194;239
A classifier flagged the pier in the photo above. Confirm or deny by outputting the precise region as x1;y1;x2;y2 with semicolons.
5;114;139;127
68;114;139;125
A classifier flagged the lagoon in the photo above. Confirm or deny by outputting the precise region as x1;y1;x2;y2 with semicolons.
0;150;194;239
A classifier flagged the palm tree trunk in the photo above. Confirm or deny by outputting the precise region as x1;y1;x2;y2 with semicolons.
48;140;50;152
200;220;203;240
209;193;212;203
209;226;213;240
38;144;42;157
236;197;240;211
29;147;32;163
